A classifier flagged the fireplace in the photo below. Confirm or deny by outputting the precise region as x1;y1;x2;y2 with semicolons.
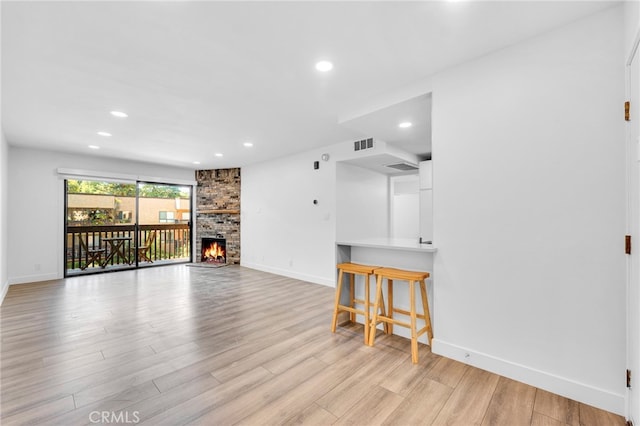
201;237;226;264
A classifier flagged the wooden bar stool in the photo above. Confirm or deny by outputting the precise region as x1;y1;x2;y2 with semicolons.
331;262;387;344
368;267;433;364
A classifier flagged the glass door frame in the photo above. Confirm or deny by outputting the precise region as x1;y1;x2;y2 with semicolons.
135;180;193;269
64;178;193;277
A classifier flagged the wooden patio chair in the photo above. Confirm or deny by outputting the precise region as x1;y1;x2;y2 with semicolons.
78;236;106;270
137;231;156;263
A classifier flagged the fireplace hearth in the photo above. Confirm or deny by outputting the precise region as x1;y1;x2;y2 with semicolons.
201;236;226;264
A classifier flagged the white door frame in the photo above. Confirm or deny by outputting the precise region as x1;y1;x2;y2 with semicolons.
625;24;640;424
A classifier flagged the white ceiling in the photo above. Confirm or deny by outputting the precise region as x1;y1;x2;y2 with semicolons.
340;93;432;159
1;1;616;170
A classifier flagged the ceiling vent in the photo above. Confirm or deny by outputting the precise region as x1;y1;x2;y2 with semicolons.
353;138;374;151
386;162;419;171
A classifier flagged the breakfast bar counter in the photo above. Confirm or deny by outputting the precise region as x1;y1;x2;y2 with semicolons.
336;238;436;270
335;238;436;344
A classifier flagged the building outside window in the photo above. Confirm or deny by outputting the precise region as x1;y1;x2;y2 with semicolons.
159;211;175;223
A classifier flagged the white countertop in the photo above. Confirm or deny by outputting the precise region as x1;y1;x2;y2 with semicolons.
336;238;437;253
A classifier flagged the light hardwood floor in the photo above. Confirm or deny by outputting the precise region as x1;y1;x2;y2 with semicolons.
0;265;626;425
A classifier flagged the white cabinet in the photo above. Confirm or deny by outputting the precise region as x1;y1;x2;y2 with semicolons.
419;160;433;241
419;160;432;189
420;189;433;241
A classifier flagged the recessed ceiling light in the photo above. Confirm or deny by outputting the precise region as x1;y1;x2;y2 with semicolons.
215;153;223;157
315;60;333;72
88;145;100;149
97;131;112;137
110;111;128;118
398;122;412;128
243;142;253;147
193;161;201;165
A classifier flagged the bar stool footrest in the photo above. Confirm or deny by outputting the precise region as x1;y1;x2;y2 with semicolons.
331;262;382;345
336;305;366;316
368;267;433;364
417;326;431;337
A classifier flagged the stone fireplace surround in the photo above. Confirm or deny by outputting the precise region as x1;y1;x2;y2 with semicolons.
195;168;240;264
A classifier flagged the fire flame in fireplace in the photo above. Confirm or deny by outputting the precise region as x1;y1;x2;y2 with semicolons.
203;242;225;261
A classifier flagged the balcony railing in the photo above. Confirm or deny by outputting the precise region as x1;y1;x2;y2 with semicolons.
66;224;191;273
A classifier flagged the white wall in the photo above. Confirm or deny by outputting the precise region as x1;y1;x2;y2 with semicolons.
241;146;338;286
0;1;7;304
7;146;195;284
432;6;625;414
625;0;640;58
242;139;402;286
336;162;388;241
0;132;8;303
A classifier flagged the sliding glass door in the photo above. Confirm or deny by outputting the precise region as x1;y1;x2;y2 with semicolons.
136;182;192;268
65;179;192;276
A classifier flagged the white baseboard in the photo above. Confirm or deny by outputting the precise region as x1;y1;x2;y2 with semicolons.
240;261;334;287
9;272;60;285
432;339;625;416
0;280;8;305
